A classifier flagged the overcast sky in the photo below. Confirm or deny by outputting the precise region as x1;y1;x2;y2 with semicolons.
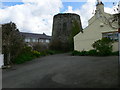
0;0;119;35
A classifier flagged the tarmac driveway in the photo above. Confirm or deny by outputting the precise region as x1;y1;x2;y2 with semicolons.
2;53;119;88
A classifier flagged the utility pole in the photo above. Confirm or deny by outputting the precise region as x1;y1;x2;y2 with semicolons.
111;1;120;64
113;1;120;88
0;24;4;68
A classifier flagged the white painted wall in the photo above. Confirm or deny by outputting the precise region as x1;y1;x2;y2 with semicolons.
74;3;118;52
74;18;118;52
0;54;3;68
112;42;118;52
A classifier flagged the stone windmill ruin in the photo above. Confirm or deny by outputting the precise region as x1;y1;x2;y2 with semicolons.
50;13;83;52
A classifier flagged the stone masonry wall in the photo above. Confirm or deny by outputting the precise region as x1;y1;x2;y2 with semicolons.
50;13;83;51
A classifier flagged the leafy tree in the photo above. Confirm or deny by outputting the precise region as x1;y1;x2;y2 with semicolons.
2;22;25;65
110;2;120;29
92;38;113;56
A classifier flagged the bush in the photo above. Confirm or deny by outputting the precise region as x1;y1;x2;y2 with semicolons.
72;50;88;56
92;38;113;56
32;50;41;57
45;50;56;55
13;46;41;64
33;43;48;52
80;51;88;56
87;50;98;56
112;51;119;56
13;53;35;64
40;51;48;56
72;50;80;56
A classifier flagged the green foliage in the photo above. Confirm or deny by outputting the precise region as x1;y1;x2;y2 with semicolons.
112;51;119;56
87;50;98;56
72;20;81;37
13;46;41;64
68;20;82;51
72;50;80;56
72;50;118;56
33;43;48;52
45;50;56;55
72;50;89;56
32;50;41;57
92;38;113;56
39;50;64;56
13;53;35;64
22;46;32;53
72;38;117;56
46;50;63;55
2;22;25;65
13;47;64;64
49;40;64;51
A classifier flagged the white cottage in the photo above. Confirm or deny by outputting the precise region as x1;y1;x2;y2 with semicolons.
74;0;118;52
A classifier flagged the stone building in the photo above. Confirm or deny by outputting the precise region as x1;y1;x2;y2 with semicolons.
50;13;83;51
74;0;118;52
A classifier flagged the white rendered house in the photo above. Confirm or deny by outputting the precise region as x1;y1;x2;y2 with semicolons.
74;1;118;52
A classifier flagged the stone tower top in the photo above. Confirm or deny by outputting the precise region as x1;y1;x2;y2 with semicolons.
54;13;80;18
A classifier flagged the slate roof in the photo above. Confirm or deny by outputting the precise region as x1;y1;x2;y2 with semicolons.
20;32;51;40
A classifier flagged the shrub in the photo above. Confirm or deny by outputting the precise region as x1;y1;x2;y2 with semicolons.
87;49;98;56
13;46;41;64
40;51;48;56
13;53;35;64
112;51;119;56
80;50;88;56
92;38;113;56
32;43;48;52
45;50;56;55
72;50;80;56
72;50;88;56
32;50;41;57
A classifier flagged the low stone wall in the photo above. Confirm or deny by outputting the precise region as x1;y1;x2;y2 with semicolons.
0;54;4;68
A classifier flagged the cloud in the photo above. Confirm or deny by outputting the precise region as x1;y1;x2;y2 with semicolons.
0;0;117;36
0;0;63;35
64;0;96;28
64;0;114;28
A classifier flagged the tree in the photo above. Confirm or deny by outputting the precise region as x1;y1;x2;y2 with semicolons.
110;1;120;29
2;22;25;66
92;38;113;56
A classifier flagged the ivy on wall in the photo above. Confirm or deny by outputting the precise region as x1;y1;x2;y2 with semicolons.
68;20;82;51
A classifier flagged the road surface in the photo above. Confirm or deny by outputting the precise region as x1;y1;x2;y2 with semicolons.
2;53;119;88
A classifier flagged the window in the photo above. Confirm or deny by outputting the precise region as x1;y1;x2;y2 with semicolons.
102;32;118;41
25;38;30;42
33;39;36;42
39;39;43;42
46;40;50;43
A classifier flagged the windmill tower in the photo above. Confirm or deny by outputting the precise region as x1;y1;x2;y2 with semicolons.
50;13;83;51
